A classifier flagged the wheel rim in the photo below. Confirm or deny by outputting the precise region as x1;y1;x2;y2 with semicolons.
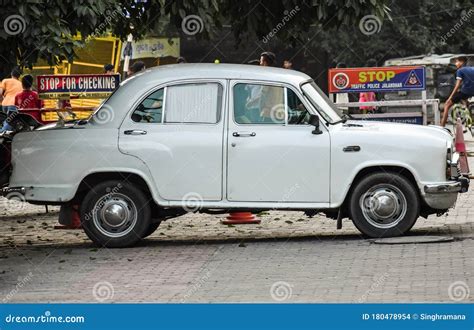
92;193;138;238
359;184;407;229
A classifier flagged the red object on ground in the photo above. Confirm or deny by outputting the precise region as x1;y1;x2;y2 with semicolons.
221;212;261;225
54;205;82;230
455;118;470;175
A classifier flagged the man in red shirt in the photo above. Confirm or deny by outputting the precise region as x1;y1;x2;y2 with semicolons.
14;74;43;122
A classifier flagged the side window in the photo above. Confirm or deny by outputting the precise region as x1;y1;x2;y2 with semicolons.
287;88;311;125
165;83;222;123
233;83;310;125
131;88;164;123
234;84;285;124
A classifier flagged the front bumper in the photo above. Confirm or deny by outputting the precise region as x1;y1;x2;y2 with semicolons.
423;176;469;210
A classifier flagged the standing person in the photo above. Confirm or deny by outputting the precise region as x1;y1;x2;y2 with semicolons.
104;64;115;74
0;67;23;132
260;52;276;67
441;56;474;127
359;59;378;114
14;74;44;123
127;61;146;77
359;90;376;114
283;59;293;69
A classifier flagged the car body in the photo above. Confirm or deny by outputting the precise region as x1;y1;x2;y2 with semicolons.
6;64;469;247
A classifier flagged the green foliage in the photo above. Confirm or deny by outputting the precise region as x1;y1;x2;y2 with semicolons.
0;0;388;76
312;0;474;66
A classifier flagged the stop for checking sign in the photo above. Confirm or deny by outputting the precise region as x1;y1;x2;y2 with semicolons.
328;66;425;93
37;74;120;99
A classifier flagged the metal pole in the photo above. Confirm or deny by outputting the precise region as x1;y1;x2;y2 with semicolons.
421;90;427;125
433;100;440;125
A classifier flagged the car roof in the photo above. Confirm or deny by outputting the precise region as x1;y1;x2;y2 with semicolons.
123;63;312;87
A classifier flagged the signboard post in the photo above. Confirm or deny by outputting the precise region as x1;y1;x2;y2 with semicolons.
37;74;120;99
327;66;436;125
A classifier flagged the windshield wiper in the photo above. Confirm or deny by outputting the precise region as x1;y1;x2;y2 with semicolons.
329;113;351;125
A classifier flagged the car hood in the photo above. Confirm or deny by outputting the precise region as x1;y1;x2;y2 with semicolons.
339;120;452;141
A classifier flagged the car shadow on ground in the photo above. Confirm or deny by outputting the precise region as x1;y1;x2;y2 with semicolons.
1;224;469;252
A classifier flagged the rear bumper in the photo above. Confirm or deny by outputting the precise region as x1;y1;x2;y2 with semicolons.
1;185;75;203
423;176;469;210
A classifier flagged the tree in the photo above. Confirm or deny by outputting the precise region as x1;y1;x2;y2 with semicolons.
0;0;389;77
309;0;474;67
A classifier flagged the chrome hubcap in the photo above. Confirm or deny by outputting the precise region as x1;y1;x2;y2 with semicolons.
360;184;407;229
92;193;137;238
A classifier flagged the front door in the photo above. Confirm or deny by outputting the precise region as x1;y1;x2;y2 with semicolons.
119;81;225;201
227;81;330;203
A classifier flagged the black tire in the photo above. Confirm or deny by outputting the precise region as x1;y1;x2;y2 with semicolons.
142;221;161;238
81;180;151;248
349;172;419;238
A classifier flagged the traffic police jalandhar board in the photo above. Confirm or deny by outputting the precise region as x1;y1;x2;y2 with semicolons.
328;66;425;93
37;74;120;99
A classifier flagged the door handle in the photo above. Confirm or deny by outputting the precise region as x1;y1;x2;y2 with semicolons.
124;130;147;135
233;132;256;137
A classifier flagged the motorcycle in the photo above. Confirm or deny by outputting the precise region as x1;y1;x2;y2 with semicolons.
0;111;44;187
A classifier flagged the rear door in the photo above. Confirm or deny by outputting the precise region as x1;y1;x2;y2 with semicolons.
119;80;226;201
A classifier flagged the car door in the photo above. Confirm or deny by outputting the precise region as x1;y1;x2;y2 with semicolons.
227;81;330;203
119;80;225;201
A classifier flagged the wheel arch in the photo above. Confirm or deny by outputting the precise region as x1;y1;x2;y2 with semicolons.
340;165;420;215
73;171;156;204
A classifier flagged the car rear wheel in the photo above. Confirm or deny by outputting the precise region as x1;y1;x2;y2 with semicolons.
349;172;419;238
81;180;151;248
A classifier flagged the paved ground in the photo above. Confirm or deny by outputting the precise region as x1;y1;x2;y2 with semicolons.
0;129;472;303
0;188;472;303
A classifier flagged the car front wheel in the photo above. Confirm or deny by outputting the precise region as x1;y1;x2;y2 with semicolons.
81;180;151;248
349;172;420;238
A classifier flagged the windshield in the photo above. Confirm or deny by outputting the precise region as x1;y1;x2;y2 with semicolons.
301;81;342;124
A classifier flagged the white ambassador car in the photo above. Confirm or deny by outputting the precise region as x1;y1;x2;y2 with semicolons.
6;64;469;247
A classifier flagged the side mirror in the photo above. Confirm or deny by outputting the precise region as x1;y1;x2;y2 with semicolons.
309;114;323;135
